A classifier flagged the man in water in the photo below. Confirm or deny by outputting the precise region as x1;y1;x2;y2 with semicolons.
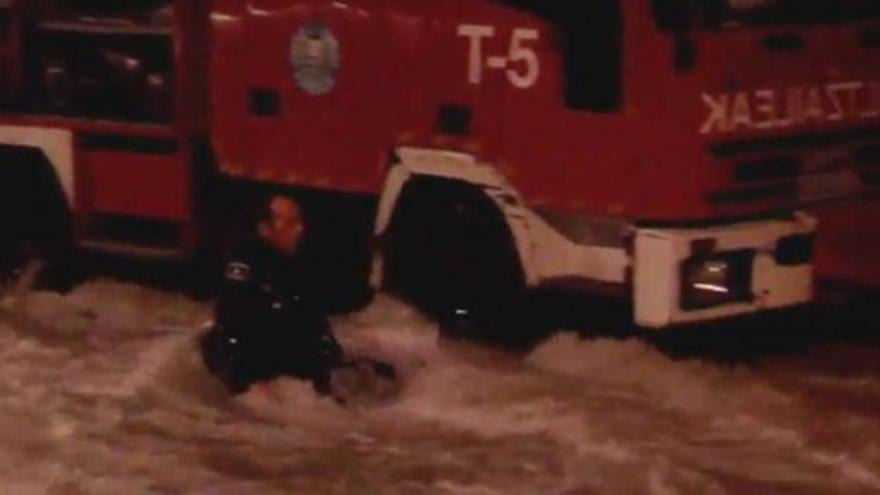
200;194;344;394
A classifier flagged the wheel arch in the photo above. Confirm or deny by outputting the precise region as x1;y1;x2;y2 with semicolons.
0;127;74;206
0;143;73;255
372;147;538;289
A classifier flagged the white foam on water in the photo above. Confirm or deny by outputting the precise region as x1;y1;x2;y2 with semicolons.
527;332;792;415
331;294;445;375
0;281;877;494
432;480;502;495
807;452;880;488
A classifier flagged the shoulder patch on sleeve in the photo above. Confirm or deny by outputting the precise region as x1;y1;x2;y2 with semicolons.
225;262;252;282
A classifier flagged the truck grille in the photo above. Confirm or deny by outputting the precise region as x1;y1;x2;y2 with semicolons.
856;145;880;189
855;144;880;166
732;157;802;183
708;184;797;205
710;127;880;158
709;143;879;206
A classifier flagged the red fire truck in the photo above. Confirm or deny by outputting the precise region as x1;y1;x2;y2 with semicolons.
0;0;876;329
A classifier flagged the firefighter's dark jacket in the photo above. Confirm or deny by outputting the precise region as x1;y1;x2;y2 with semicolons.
217;239;328;335
208;239;342;388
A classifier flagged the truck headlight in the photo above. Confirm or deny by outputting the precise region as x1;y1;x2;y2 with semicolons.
680;250;755;310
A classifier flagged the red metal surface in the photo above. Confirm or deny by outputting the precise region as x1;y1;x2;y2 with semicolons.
84;149;190;220
0;0;876;266
812;197;880;290
211;1;880;222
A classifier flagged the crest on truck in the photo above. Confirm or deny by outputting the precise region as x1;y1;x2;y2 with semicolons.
290;21;340;95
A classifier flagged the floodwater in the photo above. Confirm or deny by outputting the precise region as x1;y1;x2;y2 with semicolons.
0;281;878;494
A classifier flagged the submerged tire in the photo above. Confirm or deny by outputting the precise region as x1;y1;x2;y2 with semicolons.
382;177;526;340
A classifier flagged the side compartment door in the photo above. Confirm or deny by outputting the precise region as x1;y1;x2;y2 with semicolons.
238;0;397;193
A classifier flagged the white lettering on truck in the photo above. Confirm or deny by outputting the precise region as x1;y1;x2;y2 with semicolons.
457;24;540;89
700;80;880;134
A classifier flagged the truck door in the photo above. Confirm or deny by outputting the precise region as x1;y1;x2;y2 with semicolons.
441;0;511;158
238;0;397;194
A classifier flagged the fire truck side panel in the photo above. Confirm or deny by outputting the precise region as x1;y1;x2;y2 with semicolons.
215;1;880;224
172;0;212;136
214;0;404;193
208;0;249;177
81;146;191;220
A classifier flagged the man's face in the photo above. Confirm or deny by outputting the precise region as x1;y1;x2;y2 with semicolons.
259;196;304;254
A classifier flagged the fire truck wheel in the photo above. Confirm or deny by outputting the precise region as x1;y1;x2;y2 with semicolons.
382;177;526;341
0;147;72;293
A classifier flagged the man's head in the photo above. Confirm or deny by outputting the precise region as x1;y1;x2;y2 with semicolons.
258;195;304;254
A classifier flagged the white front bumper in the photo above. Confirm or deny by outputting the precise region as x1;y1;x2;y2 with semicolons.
633;213;817;328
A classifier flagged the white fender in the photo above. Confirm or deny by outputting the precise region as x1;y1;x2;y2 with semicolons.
371;147;539;289
371;147;630;293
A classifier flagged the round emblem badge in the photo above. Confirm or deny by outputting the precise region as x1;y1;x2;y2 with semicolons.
290;21;340;95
